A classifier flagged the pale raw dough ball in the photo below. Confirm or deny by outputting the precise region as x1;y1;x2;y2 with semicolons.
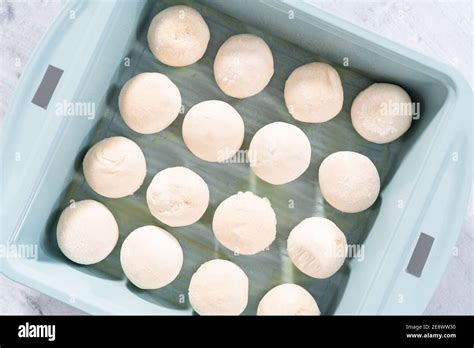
147;5;210;67
119;72;181;134
146;166;209;227
120;225;183;289
287;217;347;279
351;83;413;144
212;191;277;255
57;200;119;265
285;62;344;123
83;136;146;198
188;259;248;315
249;122;311;185
182;100;244;162
214;34;274;98
319;151;380;213
257;283;320;316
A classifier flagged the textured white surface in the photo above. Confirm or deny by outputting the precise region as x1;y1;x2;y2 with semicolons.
0;0;472;315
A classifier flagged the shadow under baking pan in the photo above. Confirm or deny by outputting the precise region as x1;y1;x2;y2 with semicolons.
6;0;455;315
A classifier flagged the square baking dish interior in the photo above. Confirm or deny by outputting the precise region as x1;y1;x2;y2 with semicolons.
1;0;471;315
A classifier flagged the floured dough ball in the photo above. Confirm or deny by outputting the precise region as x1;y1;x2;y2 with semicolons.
285;62;344;123
319;151;380;213
257;283;320;316
214;34;274;98
146;166;209;227
83;136;146;198
249;122;311;185
182;100;244;162
212;191;277;255
57;200;119;265
120;225;183;289
147;5;210;67
287;217;347;279
188;259;248;315
119;73;181;134
351;83;413;144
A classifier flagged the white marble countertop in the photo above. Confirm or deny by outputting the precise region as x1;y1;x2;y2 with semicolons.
0;0;472;315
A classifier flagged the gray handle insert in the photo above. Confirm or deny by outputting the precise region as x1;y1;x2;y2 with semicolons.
31;65;63;109
406;232;435;278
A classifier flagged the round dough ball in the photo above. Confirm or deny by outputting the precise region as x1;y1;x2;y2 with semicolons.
119;72;181;134
120;225;183;289
83;136;146;198
146;166;209;227
351;83;413;144
284;62;344;123
147;5;210;67
188;259;248;315
57;200;119;265
287;217;347;279
212;191;277;255
257;283;320;316
249;122;311;185
319;151;380;213
182;100;244;162
214;34;274;98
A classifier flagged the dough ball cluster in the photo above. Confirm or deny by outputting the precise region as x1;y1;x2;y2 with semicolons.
214;34;274;98
257;283;320;315
288;217;347;279
351;83;413;144
249;122;311;185
319;151;380;213
57;200;119;265
146;166;209;227
59;3;419;316
285;62;344;123
182;100;245;162
188;259;249;315
119;72;182;134
147;5;210;67
83;136;146;198
120;225;183;289
212;191;277;255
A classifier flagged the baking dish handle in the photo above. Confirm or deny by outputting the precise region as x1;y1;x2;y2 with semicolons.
0;0;121;246
378;84;473;314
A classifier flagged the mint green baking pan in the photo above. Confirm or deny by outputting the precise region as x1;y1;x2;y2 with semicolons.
1;0;472;315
